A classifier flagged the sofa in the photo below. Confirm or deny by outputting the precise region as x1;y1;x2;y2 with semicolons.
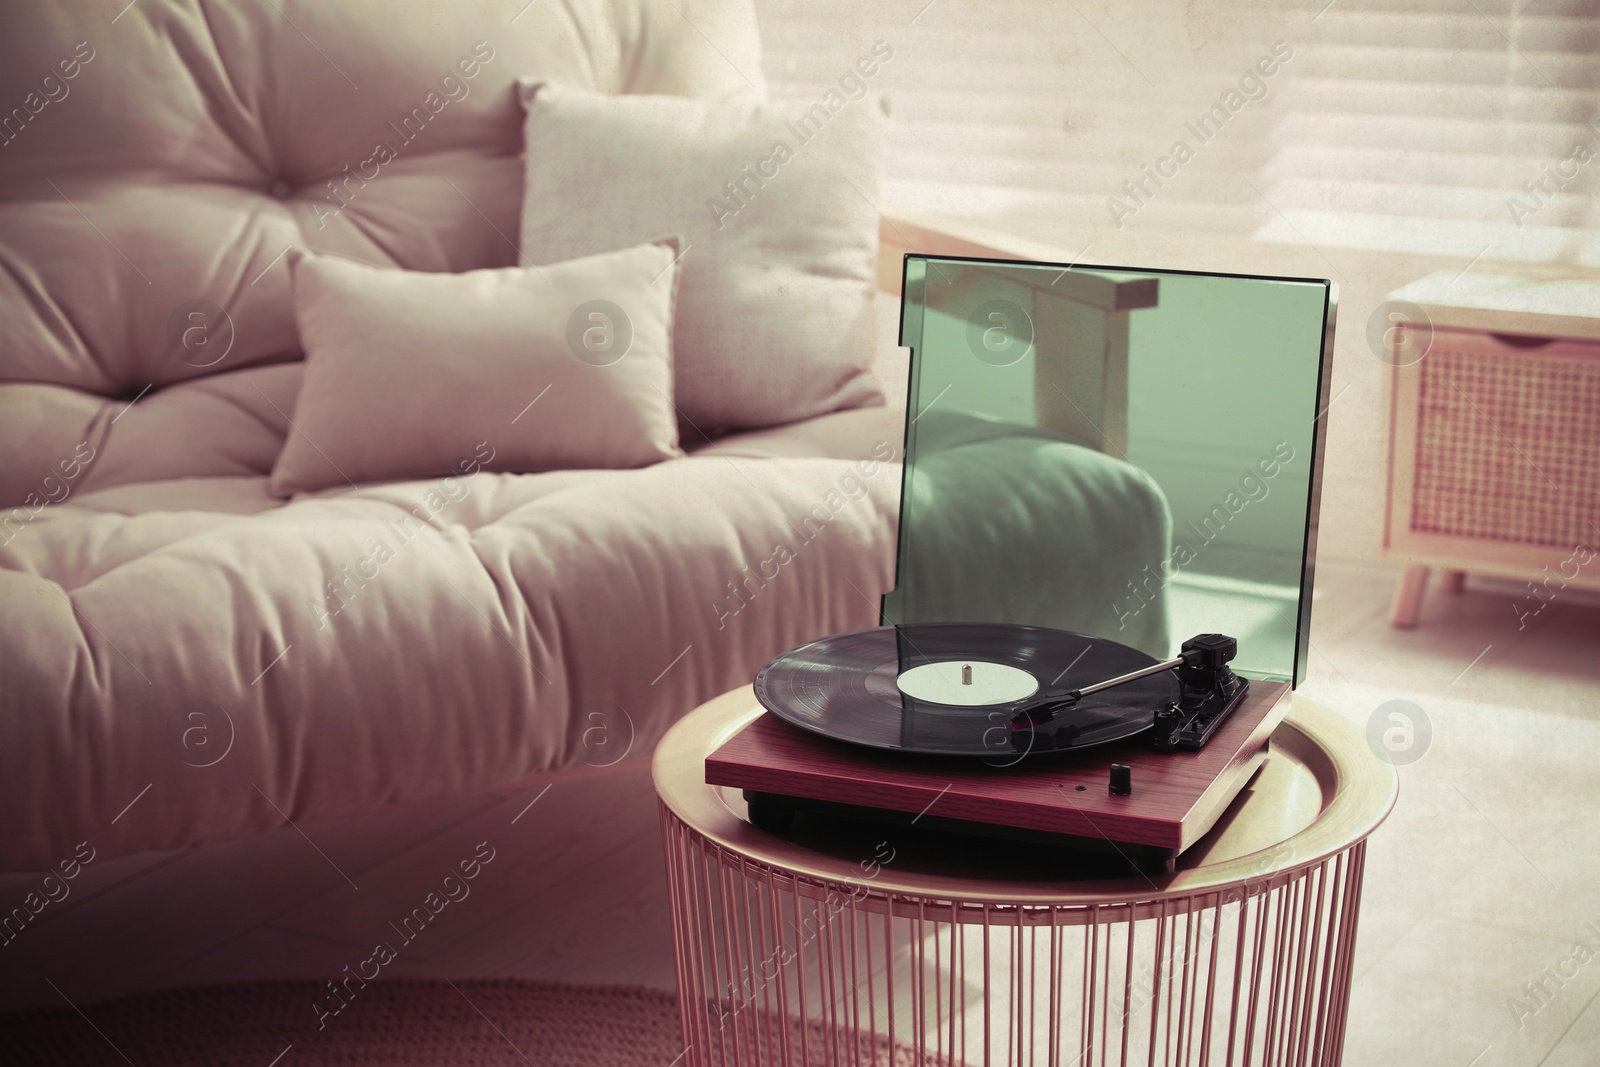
0;0;1170;875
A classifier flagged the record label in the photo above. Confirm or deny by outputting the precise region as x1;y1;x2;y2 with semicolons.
894;660;1039;706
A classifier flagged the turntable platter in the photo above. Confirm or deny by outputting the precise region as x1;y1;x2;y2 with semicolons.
753;622;1177;757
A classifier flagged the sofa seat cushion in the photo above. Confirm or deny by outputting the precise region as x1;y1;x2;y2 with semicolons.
0;447;902;870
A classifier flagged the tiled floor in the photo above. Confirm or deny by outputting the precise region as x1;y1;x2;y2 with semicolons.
2;558;1597;1064
1299;561;1600;1067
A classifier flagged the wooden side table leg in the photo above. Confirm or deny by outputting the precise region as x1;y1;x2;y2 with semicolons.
1390;565;1430;627
1438;569;1466;593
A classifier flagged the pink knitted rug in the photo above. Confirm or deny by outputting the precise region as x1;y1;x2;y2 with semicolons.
0;978;955;1066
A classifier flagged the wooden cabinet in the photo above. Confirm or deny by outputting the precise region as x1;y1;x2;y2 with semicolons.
1383;273;1600;625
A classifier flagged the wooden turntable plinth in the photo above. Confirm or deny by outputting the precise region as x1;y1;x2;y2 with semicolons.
705;680;1292;870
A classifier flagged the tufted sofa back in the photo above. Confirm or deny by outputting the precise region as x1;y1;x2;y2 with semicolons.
0;0;764;399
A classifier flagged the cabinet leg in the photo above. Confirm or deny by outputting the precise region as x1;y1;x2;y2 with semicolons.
1390;565;1430;627
1439;569;1467;593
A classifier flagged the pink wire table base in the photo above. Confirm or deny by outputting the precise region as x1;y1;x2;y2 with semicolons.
655;689;1395;1067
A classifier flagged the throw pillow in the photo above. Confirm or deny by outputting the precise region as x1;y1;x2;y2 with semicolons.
269;239;684;496
517;80;887;432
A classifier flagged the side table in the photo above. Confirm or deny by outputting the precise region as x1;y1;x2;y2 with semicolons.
654;687;1396;1067
1380;272;1600;627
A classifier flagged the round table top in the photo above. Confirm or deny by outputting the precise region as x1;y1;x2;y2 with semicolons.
653;687;1397;907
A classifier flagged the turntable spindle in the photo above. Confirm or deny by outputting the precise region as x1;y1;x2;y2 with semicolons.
962;664;972;685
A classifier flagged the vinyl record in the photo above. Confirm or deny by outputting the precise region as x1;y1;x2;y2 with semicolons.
754;622;1177;757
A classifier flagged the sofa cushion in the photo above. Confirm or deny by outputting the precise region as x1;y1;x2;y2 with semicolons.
517;81;887;432
270;241;686;496
0;0;765;399
0;366;304;520
0;452;903;870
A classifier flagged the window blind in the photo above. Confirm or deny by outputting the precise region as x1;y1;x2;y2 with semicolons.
754;0;1600;266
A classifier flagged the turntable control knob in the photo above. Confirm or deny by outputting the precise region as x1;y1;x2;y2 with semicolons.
961;664;972;685
1109;763;1132;796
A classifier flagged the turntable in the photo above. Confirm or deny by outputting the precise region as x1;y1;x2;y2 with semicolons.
705;252;1332;874
752;624;1252;756
705;624;1291;872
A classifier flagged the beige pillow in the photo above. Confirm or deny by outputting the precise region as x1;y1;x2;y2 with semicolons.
270;240;683;496
517;81;887;433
